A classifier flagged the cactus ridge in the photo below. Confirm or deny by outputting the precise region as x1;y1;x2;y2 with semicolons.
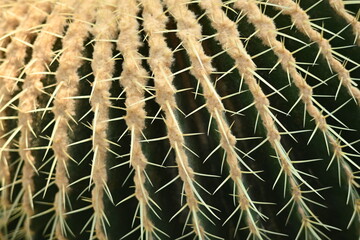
115;1;160;239
232;0;360;236
19;1;72;239
328;0;360;45
143;0;215;239
269;0;360;103
0;0;359;240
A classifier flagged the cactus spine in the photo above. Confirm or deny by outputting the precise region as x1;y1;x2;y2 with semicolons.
0;0;359;239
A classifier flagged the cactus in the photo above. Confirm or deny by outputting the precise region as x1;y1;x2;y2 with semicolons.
0;0;359;239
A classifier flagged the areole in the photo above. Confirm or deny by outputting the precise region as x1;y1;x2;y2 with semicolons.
0;0;359;239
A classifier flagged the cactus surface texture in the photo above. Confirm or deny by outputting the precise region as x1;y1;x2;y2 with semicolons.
0;0;360;239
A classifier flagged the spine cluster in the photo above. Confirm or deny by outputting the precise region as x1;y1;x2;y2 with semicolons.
0;0;359;239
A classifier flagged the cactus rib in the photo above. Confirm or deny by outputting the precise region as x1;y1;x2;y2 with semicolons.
0;0;359;239
328;0;360;45
50;1;95;239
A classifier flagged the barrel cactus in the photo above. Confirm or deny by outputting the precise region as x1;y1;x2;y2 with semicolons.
0;0;359;239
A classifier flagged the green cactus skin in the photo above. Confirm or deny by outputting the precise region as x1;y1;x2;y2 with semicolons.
0;0;359;239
